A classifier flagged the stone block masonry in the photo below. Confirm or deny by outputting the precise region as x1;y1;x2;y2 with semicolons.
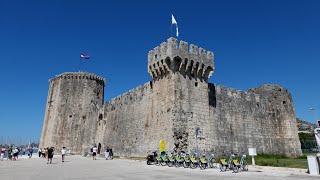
40;72;106;154
40;38;302;157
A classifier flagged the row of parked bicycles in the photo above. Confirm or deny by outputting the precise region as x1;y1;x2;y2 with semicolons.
146;151;248;173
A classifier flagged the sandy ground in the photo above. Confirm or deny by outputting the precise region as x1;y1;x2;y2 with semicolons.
0;155;318;180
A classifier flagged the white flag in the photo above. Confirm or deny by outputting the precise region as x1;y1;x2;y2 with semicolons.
172;14;177;24
171;14;179;37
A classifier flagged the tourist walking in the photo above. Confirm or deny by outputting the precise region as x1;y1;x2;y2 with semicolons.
0;148;5;161
8;148;12;161
61;147;66;162
13;147;19;161
28;147;33;158
42;148;46;158
38;148;42;158
44;148;48;159
104;148;110;160
92;145;97;160
109;148;113;159
47;147;54;164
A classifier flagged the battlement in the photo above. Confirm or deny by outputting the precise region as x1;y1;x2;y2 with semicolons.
148;37;215;81
49;72;106;86
248;84;288;93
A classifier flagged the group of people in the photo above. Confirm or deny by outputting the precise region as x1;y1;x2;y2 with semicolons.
0;147;33;161
2;145;114;162
38;147;55;164
91;145;113;160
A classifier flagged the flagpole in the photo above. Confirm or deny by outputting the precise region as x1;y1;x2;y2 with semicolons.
79;56;82;72
171;23;173;37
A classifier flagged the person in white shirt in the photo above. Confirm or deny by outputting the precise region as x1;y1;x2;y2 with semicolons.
92;146;97;160
38;148;42;158
61;147;66;162
104;149;110;160
13;148;19;161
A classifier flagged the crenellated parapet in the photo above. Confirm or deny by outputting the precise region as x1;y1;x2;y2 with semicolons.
49;72;106;86
148;37;215;81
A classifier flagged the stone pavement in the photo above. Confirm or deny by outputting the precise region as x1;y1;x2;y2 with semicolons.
0;155;318;180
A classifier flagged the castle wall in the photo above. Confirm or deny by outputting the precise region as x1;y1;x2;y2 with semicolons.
40;73;105;154
40;38;302;157
208;84;302;156
95;77;176;157
94;37;301;157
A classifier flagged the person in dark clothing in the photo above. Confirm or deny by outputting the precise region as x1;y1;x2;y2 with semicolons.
8;149;12;161
47;147;55;164
109;148;113;159
28;148;33;158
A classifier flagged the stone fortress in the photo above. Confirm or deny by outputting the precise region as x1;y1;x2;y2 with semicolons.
40;37;302;157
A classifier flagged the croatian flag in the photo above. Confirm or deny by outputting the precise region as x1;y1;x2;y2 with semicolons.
80;54;90;59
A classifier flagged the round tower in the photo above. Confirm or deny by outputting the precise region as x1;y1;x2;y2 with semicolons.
40;72;106;154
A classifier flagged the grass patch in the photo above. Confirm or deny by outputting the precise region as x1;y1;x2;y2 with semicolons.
245;153;308;169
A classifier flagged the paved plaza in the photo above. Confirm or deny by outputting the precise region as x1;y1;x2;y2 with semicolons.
0;155;318;180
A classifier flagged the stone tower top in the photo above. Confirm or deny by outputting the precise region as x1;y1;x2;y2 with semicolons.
49;72;106;86
148;37;215;81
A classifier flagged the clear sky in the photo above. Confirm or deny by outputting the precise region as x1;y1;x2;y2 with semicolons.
1;0;319;144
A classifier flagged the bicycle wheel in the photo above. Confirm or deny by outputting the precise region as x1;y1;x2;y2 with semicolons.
202;163;207;170
233;166;239;173
242;161;248;171
160;160;167;166
183;161;189;168
190;162;198;169
220;164;226;172
199;162;205;170
209;159;215;168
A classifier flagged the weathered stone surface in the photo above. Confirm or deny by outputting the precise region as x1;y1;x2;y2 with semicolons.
40;72;105;154
40;38;302;157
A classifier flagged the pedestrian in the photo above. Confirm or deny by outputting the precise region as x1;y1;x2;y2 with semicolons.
61;147;66;162
0;148;5;161
8;148;12;161
45;148;48;159
42;148;46;158
47;147;54;164
109;148;113;160
92;145;97;160
13;147;19;161
104;148;110;160
28;147;33;158
38;148;42;158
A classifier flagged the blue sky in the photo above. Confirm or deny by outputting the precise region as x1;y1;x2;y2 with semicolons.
0;0;319;143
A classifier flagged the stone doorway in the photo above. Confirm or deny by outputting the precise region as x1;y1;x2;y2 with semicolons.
98;143;101;154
